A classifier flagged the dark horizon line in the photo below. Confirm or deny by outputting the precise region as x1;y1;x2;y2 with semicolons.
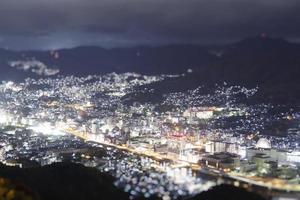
0;35;299;52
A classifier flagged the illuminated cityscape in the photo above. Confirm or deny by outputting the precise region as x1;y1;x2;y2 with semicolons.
1;1;300;199
0;73;299;199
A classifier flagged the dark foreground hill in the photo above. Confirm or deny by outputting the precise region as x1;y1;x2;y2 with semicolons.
0;162;266;200
0;162;129;200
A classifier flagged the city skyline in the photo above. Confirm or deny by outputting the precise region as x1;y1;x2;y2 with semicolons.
0;1;299;200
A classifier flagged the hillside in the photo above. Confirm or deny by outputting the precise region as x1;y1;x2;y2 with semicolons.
0;36;299;103
0;162;129;200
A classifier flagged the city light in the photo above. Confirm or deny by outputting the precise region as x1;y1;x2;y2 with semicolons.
0;110;10;124
30;123;65;136
0;73;299;199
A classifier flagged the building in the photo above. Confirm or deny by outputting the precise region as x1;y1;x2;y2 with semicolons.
179;147;202;163
91;122;98;134
252;153;271;167
205;140;240;155
256;138;271;149
287;151;300;163
277;165;298;179
183;107;215;120
200;152;240;171
240;160;257;173
246;148;288;164
246;152;278;175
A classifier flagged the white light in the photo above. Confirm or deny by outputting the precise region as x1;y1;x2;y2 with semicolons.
0;110;10;124
0;115;7;124
30;122;65;136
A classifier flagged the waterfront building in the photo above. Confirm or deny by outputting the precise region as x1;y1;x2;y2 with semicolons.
200;152;240;171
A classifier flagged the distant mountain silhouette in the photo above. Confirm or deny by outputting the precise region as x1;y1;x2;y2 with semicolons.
21;44;215;75
0;36;299;103
198;36;300;86
192;36;300;103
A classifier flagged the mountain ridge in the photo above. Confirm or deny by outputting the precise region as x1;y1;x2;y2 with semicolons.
0;36;299;103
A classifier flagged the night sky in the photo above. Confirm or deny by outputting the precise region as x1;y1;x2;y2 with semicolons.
1;0;300;50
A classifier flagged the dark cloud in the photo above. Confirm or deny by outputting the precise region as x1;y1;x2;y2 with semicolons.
0;0;300;49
